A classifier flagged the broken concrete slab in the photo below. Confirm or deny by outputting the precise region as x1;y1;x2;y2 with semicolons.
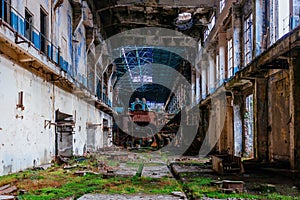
171;163;213;176
171;191;186;198
142;163;171;178
114;163;139;177
74;171;99;176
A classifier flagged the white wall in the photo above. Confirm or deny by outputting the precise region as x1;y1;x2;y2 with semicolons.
0;55;112;176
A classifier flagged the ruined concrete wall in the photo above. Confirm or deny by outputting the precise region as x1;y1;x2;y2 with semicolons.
217;97;234;154
73;23;88;85
0;55;112;176
0;56;54;176
268;70;290;162
55;1;73;70
290;56;300;169
255;78;268;161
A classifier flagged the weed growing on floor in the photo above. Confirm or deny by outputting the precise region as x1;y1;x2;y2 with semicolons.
0;164;182;200
181;176;300;200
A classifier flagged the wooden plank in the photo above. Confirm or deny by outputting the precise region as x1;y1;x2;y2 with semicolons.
0;195;16;200
0;185;10;192
0;186;17;195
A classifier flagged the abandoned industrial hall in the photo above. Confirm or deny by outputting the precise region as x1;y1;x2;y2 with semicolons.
1;0;300;198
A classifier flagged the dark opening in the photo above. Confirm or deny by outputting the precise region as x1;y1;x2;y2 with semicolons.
0;0;11;23
40;8;47;53
25;9;33;42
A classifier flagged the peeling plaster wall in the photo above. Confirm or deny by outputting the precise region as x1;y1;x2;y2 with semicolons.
217;97;234;154
56;1;73;64
74;24;87;79
0;56;54;176
0;55;112;176
233;104;243;156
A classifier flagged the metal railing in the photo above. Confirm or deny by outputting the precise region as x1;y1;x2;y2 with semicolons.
0;0;61;66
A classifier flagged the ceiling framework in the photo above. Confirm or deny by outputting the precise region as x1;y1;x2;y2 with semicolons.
88;0;216;106
90;0;216;40
113;47;186;103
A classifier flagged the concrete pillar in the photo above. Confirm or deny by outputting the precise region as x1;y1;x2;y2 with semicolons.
216;55;220;86
254;78;268;161
232;4;242;74
196;70;201;102
254;0;266;56
218;32;226;83
201;67;207;99
289;56;300;169
233;90;243;157
209;52;215;93
191;70;196;105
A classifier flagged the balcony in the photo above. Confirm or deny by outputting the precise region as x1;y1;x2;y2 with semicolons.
0;0;73;74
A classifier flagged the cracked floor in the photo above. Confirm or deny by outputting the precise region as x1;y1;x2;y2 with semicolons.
0;147;300;199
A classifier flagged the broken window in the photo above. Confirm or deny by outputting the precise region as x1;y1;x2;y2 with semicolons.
25;9;33;42
40;7;48;54
0;0;11;23
244;14;253;66
204;16;215;41
278;0;290;38
220;0;226;13
227;38;233;78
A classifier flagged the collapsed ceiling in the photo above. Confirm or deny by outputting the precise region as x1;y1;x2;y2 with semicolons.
89;0;216;105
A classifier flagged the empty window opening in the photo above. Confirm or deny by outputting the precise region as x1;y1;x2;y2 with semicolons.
227;38;233;78
103;119;109;147
0;0;11;23
25;9;33;42
278;0;290;38
220;0;225;13
40;8;48;54
86;127;96;152
244;14;253;66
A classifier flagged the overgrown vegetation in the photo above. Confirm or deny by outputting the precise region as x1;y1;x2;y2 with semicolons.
1;155;300;200
181;176;300;200
0;162;181;200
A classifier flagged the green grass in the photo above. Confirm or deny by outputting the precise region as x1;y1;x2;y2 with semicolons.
125;162;140;168
18;175;182;199
0;165;182;200
181;176;300;200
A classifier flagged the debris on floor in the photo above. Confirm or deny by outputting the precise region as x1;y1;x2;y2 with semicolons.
0;184;17;200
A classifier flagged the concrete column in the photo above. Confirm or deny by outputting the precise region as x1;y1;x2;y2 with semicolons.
233;90;243;157
218;32;226;83
289;56;300;169
254;0;265;56
232;4;242;74
196;70;201;102
209;52;215;93
254;78;268;161
191;70;196;105
201;67;207;99
216;55;220;86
